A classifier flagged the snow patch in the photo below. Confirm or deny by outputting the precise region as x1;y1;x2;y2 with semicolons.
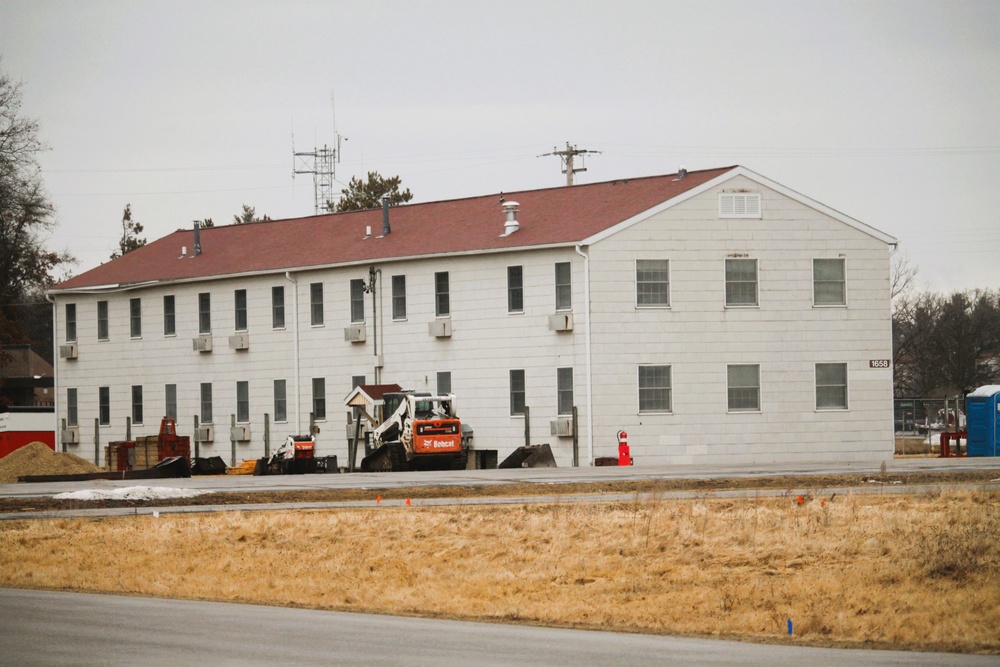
54;486;207;501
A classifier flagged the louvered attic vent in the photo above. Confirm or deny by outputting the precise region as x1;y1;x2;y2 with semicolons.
719;192;761;218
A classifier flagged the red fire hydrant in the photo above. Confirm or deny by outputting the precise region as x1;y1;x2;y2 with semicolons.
617;430;633;466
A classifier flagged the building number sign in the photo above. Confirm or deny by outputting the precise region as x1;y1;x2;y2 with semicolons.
869;359;891;369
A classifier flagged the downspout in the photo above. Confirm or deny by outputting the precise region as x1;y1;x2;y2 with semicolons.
46;293;60;451
574;244;594;466
285;272;302;434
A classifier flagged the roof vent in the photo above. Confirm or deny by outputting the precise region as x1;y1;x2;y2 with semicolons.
381;196;391;236
677;166;687;179
193;222;202;256
501;201;520;236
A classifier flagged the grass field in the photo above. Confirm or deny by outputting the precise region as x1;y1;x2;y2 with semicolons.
1;487;998;653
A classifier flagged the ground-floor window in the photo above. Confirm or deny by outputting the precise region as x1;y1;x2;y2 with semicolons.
638;365;672;413
816;363;848;409
727;364;760;412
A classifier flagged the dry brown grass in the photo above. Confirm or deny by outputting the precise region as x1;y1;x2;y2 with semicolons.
1;490;998;653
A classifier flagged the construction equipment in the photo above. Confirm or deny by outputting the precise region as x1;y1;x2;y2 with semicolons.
254;435;317;475
360;392;467;472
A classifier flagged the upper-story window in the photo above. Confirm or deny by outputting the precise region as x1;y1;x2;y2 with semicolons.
435;272;450;317
234;289;248;331
813;258;846;306
392;275;406;320
198;293;211;334
350;279;365;323
65;303;77;342
97;301;109;341
508;266;523;313
129;298;142;338
271;286;285;329
555;262;571;311
636;259;670;307
310;282;324;326
163;295;176;336
725;259;758;307
719;192;761;218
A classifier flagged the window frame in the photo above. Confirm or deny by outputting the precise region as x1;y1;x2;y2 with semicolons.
198;292;211;334
97;300;109;341
813;258;847;307
815;362;849;410
555;262;572;311
557;367;574;416
271;286;285;329
65;303;77;342
509;369;526;416
350;278;366;323
507;265;523;314
436;371;452;395
236;381;250;423
638;365;672;414
725;258;759;307
234;289;248;332
98;386;110;426
435;272;450;317
163;295;176;336
310;282;324;326
200;382;213;424
165;384;177;421
129;297;142;338
66;387;78;427
273;379;287;423
727;364;761;412
312;377;327;421
131;385;144;425
391;275;406;320
635;259;670;308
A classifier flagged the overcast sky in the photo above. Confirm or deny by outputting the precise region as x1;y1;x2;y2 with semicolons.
2;0;998;293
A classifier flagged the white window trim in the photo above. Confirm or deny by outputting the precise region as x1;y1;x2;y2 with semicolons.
724;257;760;309
726;364;762;414
719;192;762;219
814;362;850;411
636;365;673;415
634;258;672;310
812;257;848;308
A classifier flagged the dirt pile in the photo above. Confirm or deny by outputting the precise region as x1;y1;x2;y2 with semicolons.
0;442;102;483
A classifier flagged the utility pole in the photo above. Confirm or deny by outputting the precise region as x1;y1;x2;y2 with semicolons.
539;142;601;186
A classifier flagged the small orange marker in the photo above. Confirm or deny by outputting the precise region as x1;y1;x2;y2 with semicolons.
796;496;804;505
406;498;411;506
821;498;826;507
376;495;382;504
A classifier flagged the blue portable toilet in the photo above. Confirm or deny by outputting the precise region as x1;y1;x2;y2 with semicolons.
966;385;1000;457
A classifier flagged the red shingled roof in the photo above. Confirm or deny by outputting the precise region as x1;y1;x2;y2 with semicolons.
54;167;735;290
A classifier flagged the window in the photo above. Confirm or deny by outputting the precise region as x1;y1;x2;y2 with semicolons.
131;385;144;425
271;286;285;329
165;384;177;420
719;192;761;218
392;275;406;320
636;259;670;307
638;366;672;413
816;363;848;410
509;370;526;416
66;388;78;427
273;380;287;422
557;367;574;415
312;377;326;420
814;258;846;306
97;301;109;340
65;304;77;342
435;272;450;316
200;382;213;423
163;295;176;336
555;262;571;311
235;289;248;331
99;386;110;425
198;293;211;334
236;381;249;423
507;266;523;313
437;371;452;395
727;364;760;412
310;282;324;325
350;279;365;323
725;259;758;307
351;375;366;389
129;298;141;338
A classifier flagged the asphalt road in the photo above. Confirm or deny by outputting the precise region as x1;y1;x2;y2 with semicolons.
2;589;995;666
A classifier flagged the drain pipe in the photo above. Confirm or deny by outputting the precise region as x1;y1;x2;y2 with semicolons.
574;244;594;466
46;293;60;451
285;272;302;434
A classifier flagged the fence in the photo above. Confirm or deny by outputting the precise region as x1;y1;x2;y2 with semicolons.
894;397;968;455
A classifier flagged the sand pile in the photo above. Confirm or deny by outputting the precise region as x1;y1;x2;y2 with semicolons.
0;442;102;483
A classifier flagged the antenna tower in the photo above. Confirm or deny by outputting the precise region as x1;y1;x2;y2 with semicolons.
293;93;345;214
539;142;601;186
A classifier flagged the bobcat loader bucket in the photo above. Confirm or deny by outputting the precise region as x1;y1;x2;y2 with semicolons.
499;443;557;469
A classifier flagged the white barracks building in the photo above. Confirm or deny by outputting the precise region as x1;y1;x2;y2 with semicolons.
49;166;898;467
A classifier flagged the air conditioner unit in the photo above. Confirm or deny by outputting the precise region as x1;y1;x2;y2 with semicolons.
548;313;574;332
429;319;452;338
195;425;214;442
550;418;574;437
231;425;251;442
343;324;366;343
59;343;78;360
228;333;250;350
61;426;79;444
192;335;213;352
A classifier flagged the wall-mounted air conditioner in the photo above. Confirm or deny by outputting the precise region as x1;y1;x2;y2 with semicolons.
550;417;574;437
59;343;78;360
429;319;452;338
61;426;80;444
193;335;213;352
344;324;366;343
548;313;574;332
228;333;250;350
231;425;251;442
195;425;214;442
